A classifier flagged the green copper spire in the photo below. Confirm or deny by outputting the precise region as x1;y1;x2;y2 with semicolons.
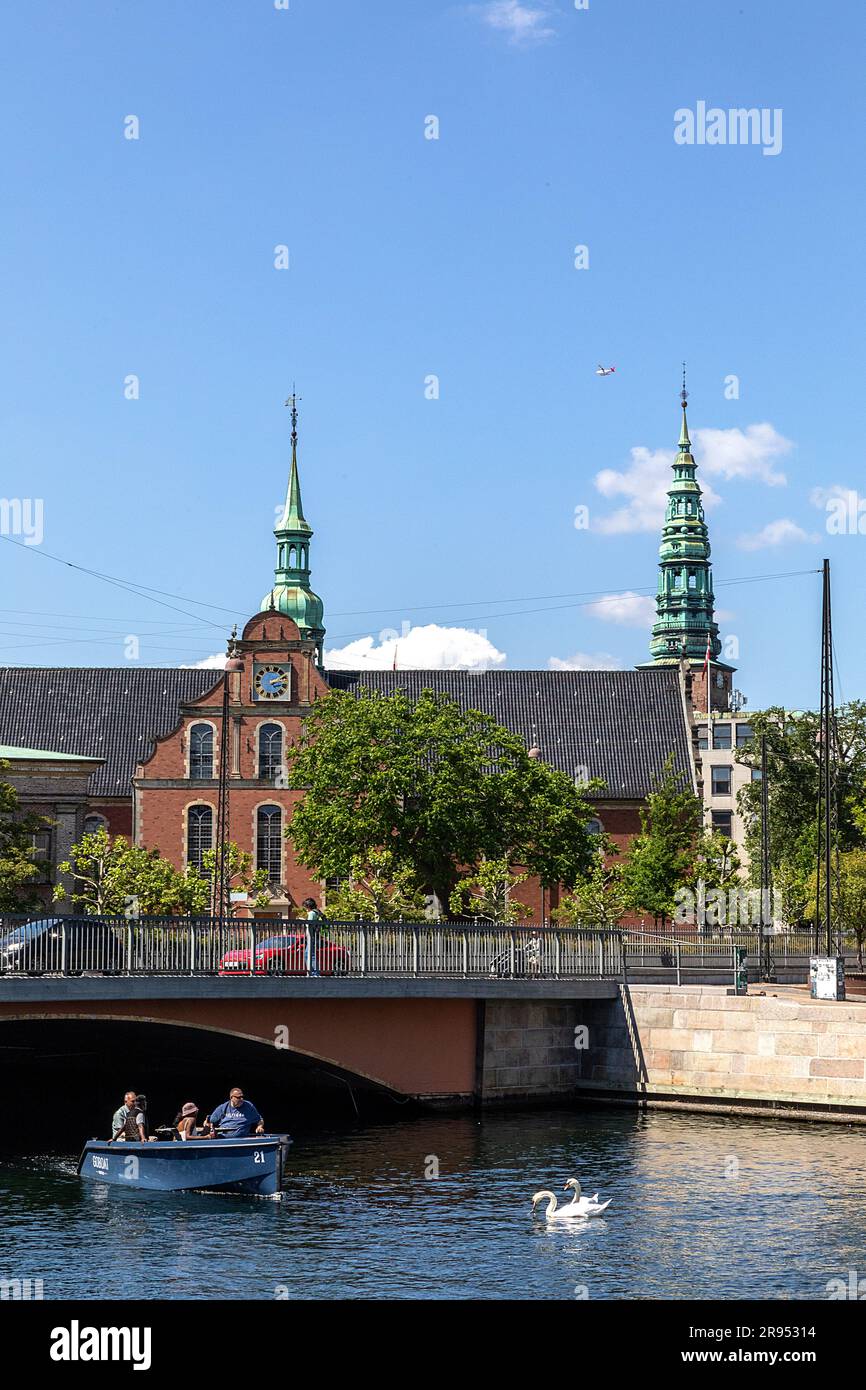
643;377;721;666
260;392;326;663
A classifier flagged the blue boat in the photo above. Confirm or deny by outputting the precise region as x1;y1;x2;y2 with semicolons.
77;1135;291;1196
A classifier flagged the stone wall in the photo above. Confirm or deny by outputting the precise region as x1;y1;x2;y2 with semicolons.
479;1000;584;1102
574;985;866;1117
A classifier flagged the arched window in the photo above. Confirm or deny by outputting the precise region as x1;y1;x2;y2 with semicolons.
258;723;283;779
190;723;214;779
586;818;604;836
256;805;282;883
187;805;213;873
83;814;107;837
289;545;297;568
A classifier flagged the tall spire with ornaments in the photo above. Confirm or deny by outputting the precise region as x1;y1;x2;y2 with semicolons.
260;391;326;665
644;371;722;667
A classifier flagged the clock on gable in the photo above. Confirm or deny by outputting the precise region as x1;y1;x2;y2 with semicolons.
253;663;291;702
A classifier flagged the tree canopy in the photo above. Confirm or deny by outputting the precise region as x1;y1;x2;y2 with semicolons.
286;687;601;917
0;762;49;912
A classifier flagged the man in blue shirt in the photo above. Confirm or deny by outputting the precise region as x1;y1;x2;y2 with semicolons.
206;1088;265;1138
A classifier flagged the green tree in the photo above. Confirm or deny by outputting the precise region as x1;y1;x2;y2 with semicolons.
179;844;273;915
805;847;866;963
322;848;426;922
449;856;531;923
552;853;627;928
622;756;703;928
0;762;50;911
737;703;866;886
286;688;600;917
55;827;191;915
55;829;272;916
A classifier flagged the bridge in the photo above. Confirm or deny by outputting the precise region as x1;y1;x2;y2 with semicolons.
0;919;623;1128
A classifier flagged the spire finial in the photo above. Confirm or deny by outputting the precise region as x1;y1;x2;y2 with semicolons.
680;361;688;409
284;385;301;455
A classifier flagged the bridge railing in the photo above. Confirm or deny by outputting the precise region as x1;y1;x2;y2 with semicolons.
0;915;624;981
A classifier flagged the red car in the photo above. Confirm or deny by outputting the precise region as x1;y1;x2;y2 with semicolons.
218;932;349;977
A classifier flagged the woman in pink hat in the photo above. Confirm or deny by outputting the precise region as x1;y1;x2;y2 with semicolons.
174;1102;201;1140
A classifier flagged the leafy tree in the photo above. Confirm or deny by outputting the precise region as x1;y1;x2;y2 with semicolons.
179;843;273;916
449;857;531;924
805;847;866;963
552;853;627;928
323;848;426;922
0;762;50;911
55;829;272;916
622;756;703;928
286;688;601;917
737;703;866;884
55;827;190;915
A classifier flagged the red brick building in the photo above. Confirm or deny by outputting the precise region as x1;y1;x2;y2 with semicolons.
0;399;698;918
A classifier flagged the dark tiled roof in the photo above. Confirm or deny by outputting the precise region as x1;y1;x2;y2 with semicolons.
0;665;692;803
325;668;692;800
0;668;219;797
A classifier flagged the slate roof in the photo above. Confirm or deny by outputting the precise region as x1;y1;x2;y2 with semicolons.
0;665;693;803
326;668;693;800
0;668;219;797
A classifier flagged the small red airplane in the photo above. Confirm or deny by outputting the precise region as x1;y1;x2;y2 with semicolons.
595;364;616;376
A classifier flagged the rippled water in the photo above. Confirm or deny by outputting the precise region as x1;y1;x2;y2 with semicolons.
1;1107;864;1300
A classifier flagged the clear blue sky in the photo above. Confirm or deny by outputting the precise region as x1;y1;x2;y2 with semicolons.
1;0;863;712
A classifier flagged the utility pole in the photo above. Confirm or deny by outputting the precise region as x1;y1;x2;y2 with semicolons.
815;558;839;957
758;734;773;981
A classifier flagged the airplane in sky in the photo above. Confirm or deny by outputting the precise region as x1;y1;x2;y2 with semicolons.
595;364;616;376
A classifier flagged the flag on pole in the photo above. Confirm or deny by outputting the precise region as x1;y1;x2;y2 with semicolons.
702;632;711;674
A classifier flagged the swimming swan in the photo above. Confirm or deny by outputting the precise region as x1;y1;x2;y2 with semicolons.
531;1183;610;1222
563;1178;611;1217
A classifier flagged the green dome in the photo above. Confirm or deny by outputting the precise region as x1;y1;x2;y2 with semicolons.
261;583;325;634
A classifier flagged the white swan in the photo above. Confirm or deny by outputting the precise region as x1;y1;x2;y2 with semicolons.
563;1177;611;1217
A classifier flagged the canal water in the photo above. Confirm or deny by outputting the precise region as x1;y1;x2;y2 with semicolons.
1;1107;863;1300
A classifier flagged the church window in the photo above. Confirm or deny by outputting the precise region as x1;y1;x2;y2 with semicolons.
258;724;283;779
190;724;214;779
585;818;604;836
187;806;213;873
83;814;107;837
256;805;282;882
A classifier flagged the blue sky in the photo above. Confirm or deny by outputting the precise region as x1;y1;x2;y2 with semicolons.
0;0;863;712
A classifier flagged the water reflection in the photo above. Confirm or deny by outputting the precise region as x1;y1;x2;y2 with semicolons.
0;1107;864;1300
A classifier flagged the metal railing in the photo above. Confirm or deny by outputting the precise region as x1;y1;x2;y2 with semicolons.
621;928;864;986
0;915;625;981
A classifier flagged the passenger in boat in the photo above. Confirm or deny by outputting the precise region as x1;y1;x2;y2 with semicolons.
174;1102;201;1140
110;1090;147;1143
205;1088;265;1138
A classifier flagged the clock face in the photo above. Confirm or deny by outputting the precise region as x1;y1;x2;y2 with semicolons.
254;664;291;701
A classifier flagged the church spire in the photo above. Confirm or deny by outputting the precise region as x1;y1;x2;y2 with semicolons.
260;392;326;664
642;378;722;667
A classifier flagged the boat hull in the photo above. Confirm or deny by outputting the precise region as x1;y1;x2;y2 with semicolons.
77;1136;290;1196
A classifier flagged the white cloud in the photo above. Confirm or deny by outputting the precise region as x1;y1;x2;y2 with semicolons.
695;423;791;486
736;519;816;551
324;623;507;672
585;591;656;628
181;653;226;669
478;1;555;44
548;651;624;671
592;423;791;535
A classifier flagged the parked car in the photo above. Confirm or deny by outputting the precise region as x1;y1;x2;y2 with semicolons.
0;917;127;975
218;932;350;977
